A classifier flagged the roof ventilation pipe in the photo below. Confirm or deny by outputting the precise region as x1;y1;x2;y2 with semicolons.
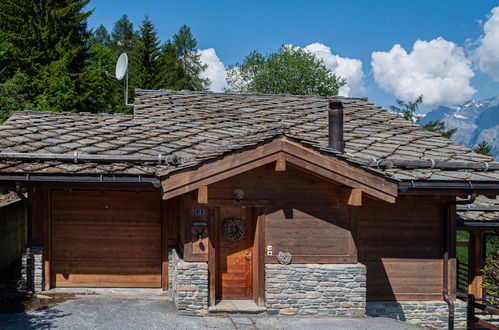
328;101;345;153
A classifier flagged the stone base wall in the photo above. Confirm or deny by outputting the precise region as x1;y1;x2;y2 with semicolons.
366;300;467;329
169;248;208;313
20;246;44;292
265;263;366;316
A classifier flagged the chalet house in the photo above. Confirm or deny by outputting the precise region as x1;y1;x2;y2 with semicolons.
1;90;498;329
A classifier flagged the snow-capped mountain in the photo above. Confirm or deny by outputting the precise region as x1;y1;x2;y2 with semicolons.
418;95;499;159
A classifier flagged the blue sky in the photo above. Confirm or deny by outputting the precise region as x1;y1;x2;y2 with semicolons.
87;0;499;112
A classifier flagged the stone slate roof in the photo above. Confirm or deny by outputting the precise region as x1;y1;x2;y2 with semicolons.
457;196;499;225
0;89;497;181
0;193;21;208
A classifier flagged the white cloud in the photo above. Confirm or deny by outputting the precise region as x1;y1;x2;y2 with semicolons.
475;6;499;80
198;48;228;92
371;37;476;106
303;43;365;96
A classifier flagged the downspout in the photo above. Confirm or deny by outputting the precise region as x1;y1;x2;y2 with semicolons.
443;192;477;330
15;183;33;292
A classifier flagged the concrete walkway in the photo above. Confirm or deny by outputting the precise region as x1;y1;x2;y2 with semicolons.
0;296;421;330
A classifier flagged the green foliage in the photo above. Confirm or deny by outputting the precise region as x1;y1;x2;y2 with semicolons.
89;24;111;47
155;41;194;90
0;0;92;114
390;95;423;122
423;121;457;139
172;25;208;90
390;95;457;139
0;71;32;123
0;3;207;116
227;46;345;96
474;141;493;157
109;14;135;56
482;250;498;305
130;16;160;90
33;59;78;112
79;42;127;113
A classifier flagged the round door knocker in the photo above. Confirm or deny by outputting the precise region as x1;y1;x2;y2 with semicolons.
222;216;245;241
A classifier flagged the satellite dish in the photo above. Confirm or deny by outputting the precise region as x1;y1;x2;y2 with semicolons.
115;53;128;81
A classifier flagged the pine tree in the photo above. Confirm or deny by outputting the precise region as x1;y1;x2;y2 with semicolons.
90;24;111;47
109;14;135;56
0;0;93;113
173;25;208;90
474;141;493;157
155;41;194;90
130;16;161;90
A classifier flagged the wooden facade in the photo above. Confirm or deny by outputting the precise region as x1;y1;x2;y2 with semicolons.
26;158;456;305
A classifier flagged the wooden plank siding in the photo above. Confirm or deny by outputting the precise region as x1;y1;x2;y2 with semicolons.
357;196;446;301
50;190;162;288
208;165;357;264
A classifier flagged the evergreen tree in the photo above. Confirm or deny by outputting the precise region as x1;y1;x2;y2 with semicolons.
130;16;160;90
173;25;208;90
90;24;111;47
389;95;423;122
0;0;92;113
155;41;193;90
390;95;457;139
109;14;135;56
474;141;493;157
0;71;32;123
423;121;457;139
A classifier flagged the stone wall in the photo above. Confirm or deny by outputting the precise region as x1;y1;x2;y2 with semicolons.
265;263;366;316
366;300;467;329
20;246;44;291
169;248;208;313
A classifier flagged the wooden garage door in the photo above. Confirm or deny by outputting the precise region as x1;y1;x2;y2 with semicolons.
51;190;161;288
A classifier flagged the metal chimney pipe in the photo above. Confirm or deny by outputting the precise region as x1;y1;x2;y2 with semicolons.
328;101;344;153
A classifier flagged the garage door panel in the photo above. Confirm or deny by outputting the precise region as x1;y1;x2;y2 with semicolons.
53;274;161;288
51;190;162;288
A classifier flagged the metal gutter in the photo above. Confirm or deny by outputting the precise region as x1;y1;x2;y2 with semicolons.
365;158;498;171
399;180;499;192
0;152;190;165
0;173;161;188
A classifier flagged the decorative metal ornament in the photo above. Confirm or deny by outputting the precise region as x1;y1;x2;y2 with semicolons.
222;217;245;241
277;251;292;265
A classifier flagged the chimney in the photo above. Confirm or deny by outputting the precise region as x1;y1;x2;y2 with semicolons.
328;101;344;153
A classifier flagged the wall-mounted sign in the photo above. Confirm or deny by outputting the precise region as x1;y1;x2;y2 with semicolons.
192;221;208;227
195;209;205;215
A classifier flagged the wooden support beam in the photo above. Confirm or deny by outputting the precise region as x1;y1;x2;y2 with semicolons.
275;159;286;171
469;231;484;299
197;186;208;204
340;188;362;206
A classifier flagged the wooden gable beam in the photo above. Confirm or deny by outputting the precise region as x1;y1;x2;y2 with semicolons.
162;139;284;200
275;158;286;171
161;138;398;203
281;140;397;203
197;186;208;204
340;188;362;206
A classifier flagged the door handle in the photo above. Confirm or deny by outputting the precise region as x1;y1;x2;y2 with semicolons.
245;251;252;262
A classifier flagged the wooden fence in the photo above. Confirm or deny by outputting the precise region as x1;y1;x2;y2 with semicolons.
468;294;499;330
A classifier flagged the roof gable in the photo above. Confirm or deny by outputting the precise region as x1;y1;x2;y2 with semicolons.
161;137;398;203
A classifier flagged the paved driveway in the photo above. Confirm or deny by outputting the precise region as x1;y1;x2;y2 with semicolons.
0;297;420;330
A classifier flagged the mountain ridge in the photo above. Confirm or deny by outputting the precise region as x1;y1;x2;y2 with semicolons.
418;95;499;159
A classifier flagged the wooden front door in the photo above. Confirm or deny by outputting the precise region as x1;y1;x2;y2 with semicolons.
216;206;254;300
